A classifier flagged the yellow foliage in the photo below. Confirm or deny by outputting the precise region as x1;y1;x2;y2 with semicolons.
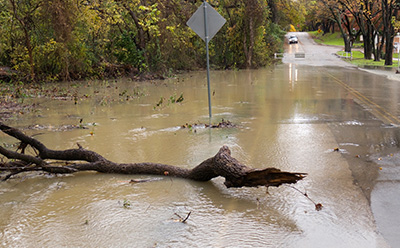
289;24;297;32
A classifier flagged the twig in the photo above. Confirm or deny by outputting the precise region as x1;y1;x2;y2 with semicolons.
2;170;25;181
144;204;151;213
174;211;191;223
286;185;323;211
2;172;17;181
182;211;191;223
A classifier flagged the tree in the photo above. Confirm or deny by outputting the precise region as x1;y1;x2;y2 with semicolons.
333;0;391;61
335;0;369;58
267;0;279;23
272;0;307;30
321;0;353;52
315;0;400;62
381;0;399;65
6;0;42;81
0;122;306;191
311;1;338;35
361;0;382;61
304;0;324;31
0;0;287;81
242;0;269;68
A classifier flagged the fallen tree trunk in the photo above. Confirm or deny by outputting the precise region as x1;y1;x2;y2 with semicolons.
0;122;306;188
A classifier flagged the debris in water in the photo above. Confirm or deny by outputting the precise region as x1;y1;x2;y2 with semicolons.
118;178;163;184
315;203;323;211
174;212;191;223
122;199;131;209
129;178;161;183
181;119;237;130
286;185;323;211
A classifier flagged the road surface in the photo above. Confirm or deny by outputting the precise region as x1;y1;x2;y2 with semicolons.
284;32;400;248
283;32;352;67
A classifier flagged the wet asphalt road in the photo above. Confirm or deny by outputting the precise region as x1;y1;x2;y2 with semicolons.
284;32;400;247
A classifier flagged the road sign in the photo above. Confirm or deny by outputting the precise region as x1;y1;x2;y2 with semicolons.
187;1;226;121
187;2;226;43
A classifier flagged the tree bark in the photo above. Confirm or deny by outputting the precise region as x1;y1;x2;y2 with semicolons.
382;0;397;66
0;122;306;188
363;21;374;60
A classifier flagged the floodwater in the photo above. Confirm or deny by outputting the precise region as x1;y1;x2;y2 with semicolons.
0;65;392;247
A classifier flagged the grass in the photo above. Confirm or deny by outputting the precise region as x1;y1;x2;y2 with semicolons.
309;31;344;46
337;51;364;59
309;31;399;68
338;50;399;68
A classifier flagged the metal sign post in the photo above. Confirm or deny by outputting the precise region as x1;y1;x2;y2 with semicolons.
203;3;212;120
187;1;226;122
396;33;400;72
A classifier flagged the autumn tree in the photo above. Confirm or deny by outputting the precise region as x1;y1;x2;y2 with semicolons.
315;0;337;33
320;0;362;53
5;0;42;81
304;0;325;31
272;0;307;30
242;0;269;68
0;0;287;81
321;0;350;51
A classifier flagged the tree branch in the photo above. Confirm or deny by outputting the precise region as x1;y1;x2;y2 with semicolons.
0;122;306;188
0;122;106;162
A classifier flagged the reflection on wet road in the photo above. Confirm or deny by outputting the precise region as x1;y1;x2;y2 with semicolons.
326;71;400;125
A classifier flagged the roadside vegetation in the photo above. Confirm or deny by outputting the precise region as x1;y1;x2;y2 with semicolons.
309;31;344;46
0;0;308;83
1;0;400;84
1;0;313;120
310;31;400;69
309;0;400;66
0;0;316;120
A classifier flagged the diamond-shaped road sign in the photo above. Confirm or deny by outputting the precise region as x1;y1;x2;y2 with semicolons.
186;2;226;42
186;2;226;121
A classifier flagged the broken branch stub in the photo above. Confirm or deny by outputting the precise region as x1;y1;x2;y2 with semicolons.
0;122;306;188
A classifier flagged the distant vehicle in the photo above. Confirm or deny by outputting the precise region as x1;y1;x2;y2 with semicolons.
288;35;298;44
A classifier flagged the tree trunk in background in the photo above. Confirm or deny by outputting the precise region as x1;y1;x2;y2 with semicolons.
267;0;278;23
382;0;397;66
247;15;254;68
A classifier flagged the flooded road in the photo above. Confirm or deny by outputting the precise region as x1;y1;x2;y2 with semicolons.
1;33;399;247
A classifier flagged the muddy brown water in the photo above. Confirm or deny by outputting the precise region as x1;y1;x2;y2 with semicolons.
0;66;390;247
